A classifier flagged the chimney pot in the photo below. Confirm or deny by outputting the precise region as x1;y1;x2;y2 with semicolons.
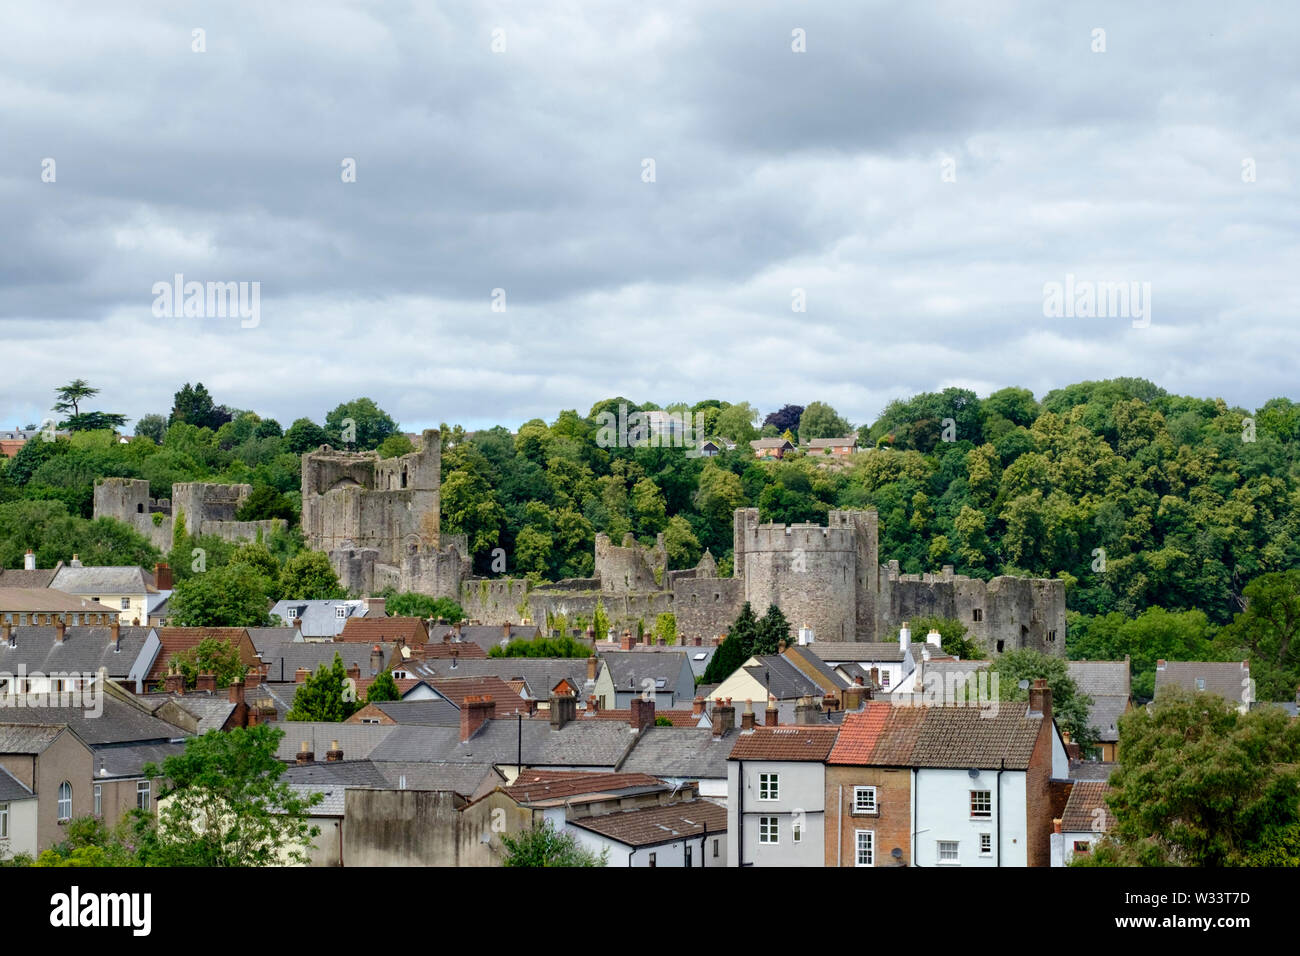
765;697;779;726
711;698;735;736
325;740;344;762
196;672;216;694
297;742;314;765
24;549;35;571
741;699;756;730
294;667;310;683
229;678;245;706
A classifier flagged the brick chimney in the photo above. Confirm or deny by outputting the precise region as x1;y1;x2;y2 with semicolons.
869;666;880;688
229;678;245;706
196;672;217;694
325;739;344;762
765;697;779;726
643;630;652;647
110;619;121;651
153;563;173;591
297;742;314;765
294;667;311;683
2;622;11;647
502;622;512;641
1053;818;1063;835
795;696;819;725
631;696;656;731
293;616;303;633
24;549;35;571
346;662;361;684
587;655;598;682
164;667;184;695
692;695;705;717
369;644;382;676
1028;677;1053;724
693;635;702;646
54;620;66;643
461;695;497;741
245;668;262;690
587;694;599;715
711;698;735;737
822;693;838;713
741;699;756;731
620;629;635;651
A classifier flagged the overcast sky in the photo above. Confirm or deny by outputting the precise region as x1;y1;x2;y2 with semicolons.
1;1;1296;434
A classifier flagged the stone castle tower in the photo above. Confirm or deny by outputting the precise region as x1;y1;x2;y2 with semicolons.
93;477;283;550
301;429;441;564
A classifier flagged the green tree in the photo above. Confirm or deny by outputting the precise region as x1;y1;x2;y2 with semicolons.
235;484;295;523
752;604;791;656
489;635;592;658
798;401;853;443
990;648;1097;753
324;398;398;450
52;379;98;419
654;612;677;645
593;600;611;641
701;603;759;684
140;726;322;866
279;551;346;600
500;820;608;866
378;433;415;458
168;636;248;690
382;592;465;621
134;413;168;444
169;563;275;627
1216;570;1300;702
169;382;231;431
364;670;401;704
286;653;362;721
910;615;984;660
1078;688;1300;866
30;814;145;867
283;417;328;454
714;402;761;444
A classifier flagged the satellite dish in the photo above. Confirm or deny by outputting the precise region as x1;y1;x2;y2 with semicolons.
1017;679;1030;690
891;848;903;860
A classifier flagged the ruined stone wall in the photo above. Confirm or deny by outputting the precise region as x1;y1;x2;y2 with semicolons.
594;532;666;594
94;477;282;551
672;576;744;643
173;482;251;526
197;518;284;543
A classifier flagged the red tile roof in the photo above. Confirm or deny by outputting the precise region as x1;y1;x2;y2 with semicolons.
505;771;667;804
339;617;429;644
827;701;892;764
429;676;529;715
1061;781;1112;832
727;726;840;761
826;701;1045;770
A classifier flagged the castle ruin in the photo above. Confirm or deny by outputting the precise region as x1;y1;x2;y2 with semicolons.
94;478;284;550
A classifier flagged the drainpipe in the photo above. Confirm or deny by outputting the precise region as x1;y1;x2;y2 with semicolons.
737;759;745;866
996;758;1004;867
836;784;843;867
700;820;707;867
911;768;919;866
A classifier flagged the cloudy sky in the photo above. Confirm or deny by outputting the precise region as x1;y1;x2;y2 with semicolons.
1;1;1296;434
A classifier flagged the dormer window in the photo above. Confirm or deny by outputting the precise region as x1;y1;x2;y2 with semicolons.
336;606;347;619
286;608;297;620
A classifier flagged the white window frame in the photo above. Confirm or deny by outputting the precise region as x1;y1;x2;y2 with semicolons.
57;781;72;822
758;772;779;801
120;598;131;610
336;606;347;619
937;840;959;864
979;832;992;856
758;816;779;844
792;821;802;843
1195;678;1206;691
853;786;877;814
0;802;8;839
855;829;874;867
137;780;151;811
93;784;102;817
880;670;891;689
286;607;297;620
970;789;992;818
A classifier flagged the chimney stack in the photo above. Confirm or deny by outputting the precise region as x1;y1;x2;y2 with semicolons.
297;742;314;765
587;655;598;682
693;635;702;646
294;667;310;683
765;696;779;726
54;620;66;644
549;691;577;729
153;563;172;591
777;639;787;654
164;667;184;695
70;554;82;568
24;549;35;571
898;622;911;653
692;696;705;717
620;629;635;651
741;699;756;731
325;739;344;762
369;644;382;676
502;622;512;641
795;696;819;725
110;619;121;651
346;662;361;683
631;696;656;731
711;698;735;737
1028;677;1053;725
245;668;262;690
926;628;943;649
229;678;245;706
2;622;11;647
460;695;497;741
196;672;217;694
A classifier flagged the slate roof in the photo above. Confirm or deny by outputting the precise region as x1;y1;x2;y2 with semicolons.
0;568;59;589
138;693;237;733
1068;660;1130;743
828;700;1045;770
619;727;743;779
1154;661;1251;703
421;641;488;659
569;800;728;847
1061;781;1112;833
1068;760;1117;782
601;651;689;692
0;696;189;746
366;699;461;726
273;723;396;762
0;626;155;679
338;617;428;645
782;646;848;694
430;624;543;654
288;783;346;816
246;626;299;657
261;641;398;682
0;763;33;800
371;761;502;794
582;709;702;727
403;658;591;700
0;588;119;615
742;656;827;701
805;642;907;663
93;741;188;778
281;759;391;788
269;599;372;637
728;726;839;761
369;719;637;769
50;566;157;596
0;724;63;754
1250;700;1300;717
805;436;857;450
750;438;794;449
